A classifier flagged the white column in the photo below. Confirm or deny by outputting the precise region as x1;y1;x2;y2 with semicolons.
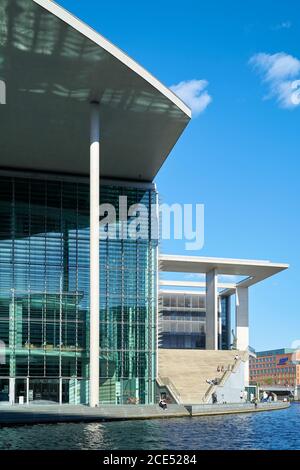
89;101;100;407
9;377;15;405
206;269;218;350
218;297;222;349
236;286;249;386
236;287;249;350
26;377;30;405
59;377;63;405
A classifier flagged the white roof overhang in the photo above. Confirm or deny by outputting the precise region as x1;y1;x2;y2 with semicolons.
0;0;191;181
159;254;289;296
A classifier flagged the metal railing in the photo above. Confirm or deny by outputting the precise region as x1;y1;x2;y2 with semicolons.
157;375;182;404
203;351;249;403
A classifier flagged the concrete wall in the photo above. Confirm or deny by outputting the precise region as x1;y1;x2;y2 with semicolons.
215;362;246;404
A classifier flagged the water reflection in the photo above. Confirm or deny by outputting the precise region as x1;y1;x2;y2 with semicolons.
0;404;299;450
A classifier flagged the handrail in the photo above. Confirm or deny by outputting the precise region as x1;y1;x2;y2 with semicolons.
218;369;231;386
203;351;249;403
159;351;250;405
157;375;182;404
203;370;229;403
160;376;181;403
203;383;215;402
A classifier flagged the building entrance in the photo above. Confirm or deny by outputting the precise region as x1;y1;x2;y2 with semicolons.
29;379;59;403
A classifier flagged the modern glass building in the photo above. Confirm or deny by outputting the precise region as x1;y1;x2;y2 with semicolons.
0;174;157;404
0;0;289;407
0;0;191;406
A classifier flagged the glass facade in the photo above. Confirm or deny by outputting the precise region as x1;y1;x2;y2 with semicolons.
159;292;230;350
159;293;206;349
0;173;157;405
220;296;231;350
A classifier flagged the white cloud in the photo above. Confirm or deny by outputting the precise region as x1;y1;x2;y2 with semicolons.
272;21;292;30
170;79;212;117
250;52;300;81
250;52;300;108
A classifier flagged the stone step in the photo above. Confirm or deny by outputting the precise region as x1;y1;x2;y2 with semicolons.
158;349;245;404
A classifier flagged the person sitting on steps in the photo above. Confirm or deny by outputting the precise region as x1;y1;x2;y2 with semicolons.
159;398;168;410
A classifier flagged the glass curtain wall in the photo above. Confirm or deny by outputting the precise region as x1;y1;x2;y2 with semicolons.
0;174;157;405
160;292;230;350
220;296;231;350
160;293;206;349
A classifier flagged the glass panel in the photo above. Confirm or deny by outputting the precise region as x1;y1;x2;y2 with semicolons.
0;378;9;401
15;378;27;404
29;379;59;403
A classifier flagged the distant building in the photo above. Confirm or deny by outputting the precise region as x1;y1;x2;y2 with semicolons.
249;349;300;387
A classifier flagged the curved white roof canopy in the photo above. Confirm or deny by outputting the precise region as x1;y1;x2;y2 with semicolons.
0;0;191;181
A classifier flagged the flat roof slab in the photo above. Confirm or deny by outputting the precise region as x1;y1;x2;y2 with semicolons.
160;254;289;292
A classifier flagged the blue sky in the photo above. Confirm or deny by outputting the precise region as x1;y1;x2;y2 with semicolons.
60;0;300;351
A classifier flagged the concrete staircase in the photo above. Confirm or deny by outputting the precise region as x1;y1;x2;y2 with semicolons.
158;349;247;405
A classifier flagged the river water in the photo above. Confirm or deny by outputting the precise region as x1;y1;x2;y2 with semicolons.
0;403;299;450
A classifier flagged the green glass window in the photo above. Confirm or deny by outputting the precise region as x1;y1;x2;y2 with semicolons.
0;174;157;404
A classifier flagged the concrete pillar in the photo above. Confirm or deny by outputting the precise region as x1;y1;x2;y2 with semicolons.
236;286;249;386
59;377;63;405
9;378;15;405
89;101;100;407
26;377;30;404
206;269;218;350
236;287;249;350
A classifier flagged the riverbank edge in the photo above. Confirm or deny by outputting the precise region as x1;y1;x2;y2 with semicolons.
186;402;290;417
0;402;290;426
